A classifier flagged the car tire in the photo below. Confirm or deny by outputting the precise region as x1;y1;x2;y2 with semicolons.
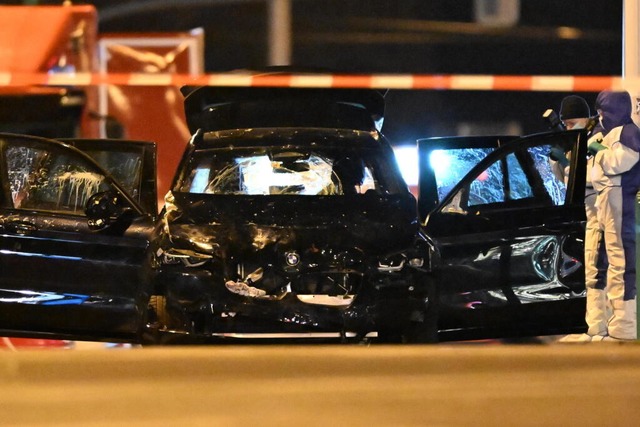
404;298;439;344
143;295;203;345
138;295;167;345
408;280;439;344
149;295;171;327
377;282;439;344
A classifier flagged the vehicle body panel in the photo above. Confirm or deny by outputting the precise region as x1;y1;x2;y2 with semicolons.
0;133;155;341
419;129;588;340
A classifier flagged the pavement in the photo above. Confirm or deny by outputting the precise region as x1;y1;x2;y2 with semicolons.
1;339;640;426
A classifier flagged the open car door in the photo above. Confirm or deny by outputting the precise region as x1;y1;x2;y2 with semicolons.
0;133;156;342
417;135;517;219
419;130;588;340
61;138;157;216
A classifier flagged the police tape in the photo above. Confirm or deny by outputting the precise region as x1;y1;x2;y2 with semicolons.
0;71;632;92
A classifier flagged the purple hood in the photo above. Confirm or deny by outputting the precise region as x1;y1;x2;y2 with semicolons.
595;91;634;132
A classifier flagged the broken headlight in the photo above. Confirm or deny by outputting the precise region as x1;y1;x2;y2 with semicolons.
378;253;407;272
156;247;213;267
377;253;424;272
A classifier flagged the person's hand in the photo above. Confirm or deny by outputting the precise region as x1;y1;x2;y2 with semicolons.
587;132;606;155
549;146;569;166
588;141;607;155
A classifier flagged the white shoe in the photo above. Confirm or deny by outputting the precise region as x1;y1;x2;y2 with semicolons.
558;333;595;343
607;299;637;340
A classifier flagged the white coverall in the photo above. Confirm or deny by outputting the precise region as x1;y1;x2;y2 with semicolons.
590;91;640;340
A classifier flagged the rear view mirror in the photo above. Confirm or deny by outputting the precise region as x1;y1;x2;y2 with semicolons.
85;191;123;230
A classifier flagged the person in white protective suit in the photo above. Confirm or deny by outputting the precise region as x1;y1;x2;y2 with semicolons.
587;91;640;341
553;96;607;343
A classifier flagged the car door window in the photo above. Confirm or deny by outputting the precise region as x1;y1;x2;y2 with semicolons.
80;149;143;200
431;147;496;202
443;142;567;214
5;144;110;213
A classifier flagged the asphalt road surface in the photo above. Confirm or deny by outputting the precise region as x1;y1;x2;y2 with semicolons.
1;342;640;426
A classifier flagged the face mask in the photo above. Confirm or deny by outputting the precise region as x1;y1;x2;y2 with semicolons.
564;119;586;130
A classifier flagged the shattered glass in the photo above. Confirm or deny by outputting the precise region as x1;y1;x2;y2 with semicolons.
440;143;568;213
431;147;494;202
6;145;109;213
80;149;143;200
469;159;504;206
178;147;395;196
528;144;566;205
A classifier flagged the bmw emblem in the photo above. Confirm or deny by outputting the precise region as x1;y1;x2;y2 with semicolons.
285;251;300;266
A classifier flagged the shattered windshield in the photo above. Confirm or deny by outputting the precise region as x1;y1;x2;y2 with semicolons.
176;146;404;196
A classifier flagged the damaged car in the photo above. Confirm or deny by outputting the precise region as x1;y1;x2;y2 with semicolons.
0;134;156;342
0;87;590;344
146;87;438;343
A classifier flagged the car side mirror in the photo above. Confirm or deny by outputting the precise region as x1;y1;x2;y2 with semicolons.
85;191;124;230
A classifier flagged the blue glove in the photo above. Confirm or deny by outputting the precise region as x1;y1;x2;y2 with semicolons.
549;146;569;167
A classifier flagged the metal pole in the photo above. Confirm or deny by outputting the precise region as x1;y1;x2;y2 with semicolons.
624;0;640;124
267;0;292;66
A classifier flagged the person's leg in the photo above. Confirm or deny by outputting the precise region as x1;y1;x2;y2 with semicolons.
584;193;609;337
602;187;637;340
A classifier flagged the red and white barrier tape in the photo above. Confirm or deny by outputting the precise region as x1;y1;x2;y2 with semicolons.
0;72;632;92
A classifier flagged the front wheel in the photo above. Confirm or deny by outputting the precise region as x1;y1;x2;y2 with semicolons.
149;295;170;326
377;281;439;344
142;295;207;345
404;298;439;343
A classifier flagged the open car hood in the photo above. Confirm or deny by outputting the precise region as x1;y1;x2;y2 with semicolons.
180;86;385;134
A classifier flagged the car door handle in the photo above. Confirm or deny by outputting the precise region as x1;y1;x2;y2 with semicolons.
4;221;37;236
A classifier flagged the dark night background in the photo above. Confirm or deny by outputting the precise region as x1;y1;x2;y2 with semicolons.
3;0;624;145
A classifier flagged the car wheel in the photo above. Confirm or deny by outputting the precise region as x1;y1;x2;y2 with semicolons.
404;298;439;344
377;283;439;344
149;295;171;327
138;295;167;345
143;295;203;345
407;280;439;344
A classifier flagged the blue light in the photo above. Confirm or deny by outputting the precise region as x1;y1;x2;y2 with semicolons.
0;249;82;261
0;289;89;305
429;150;452;180
393;145;418;186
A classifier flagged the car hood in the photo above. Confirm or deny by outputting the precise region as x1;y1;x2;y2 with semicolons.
159;191;419;257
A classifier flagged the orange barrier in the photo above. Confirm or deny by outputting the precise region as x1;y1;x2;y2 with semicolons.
0;72;628;92
0;337;73;350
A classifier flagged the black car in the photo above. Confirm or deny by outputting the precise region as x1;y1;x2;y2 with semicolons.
147;87;437;343
0;87;590;344
0;134;156;342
